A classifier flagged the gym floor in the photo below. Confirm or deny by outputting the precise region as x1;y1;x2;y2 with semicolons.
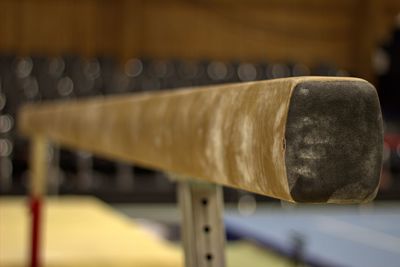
0;196;292;267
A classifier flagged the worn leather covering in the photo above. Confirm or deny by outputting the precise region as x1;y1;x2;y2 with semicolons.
19;77;383;203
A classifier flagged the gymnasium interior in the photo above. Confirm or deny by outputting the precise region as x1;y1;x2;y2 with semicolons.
1;1;400;267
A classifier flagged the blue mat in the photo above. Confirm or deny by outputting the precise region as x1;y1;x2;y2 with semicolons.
225;204;400;267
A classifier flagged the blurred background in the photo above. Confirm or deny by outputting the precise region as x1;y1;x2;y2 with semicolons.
0;0;400;267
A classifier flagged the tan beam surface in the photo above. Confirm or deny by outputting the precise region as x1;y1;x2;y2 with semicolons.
19;77;383;203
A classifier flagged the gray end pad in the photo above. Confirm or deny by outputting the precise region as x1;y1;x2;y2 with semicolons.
285;80;383;203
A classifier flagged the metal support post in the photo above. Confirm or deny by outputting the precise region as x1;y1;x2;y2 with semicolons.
178;181;226;267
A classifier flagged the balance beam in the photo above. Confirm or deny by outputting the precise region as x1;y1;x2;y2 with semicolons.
19;77;383;203
19;77;383;267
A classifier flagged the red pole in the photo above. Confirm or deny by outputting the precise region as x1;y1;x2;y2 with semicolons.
30;196;42;267
28;137;47;267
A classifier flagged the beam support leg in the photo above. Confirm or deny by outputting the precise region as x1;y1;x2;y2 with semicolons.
178;181;226;267
29;136;48;267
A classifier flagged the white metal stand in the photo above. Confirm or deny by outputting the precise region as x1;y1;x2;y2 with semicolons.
178;181;226;267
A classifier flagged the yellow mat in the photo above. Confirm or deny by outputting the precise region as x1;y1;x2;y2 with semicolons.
0;196;182;267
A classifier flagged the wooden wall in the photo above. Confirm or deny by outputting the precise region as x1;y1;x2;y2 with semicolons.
0;0;399;81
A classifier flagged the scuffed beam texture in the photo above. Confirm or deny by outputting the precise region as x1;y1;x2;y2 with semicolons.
19;77;383;203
